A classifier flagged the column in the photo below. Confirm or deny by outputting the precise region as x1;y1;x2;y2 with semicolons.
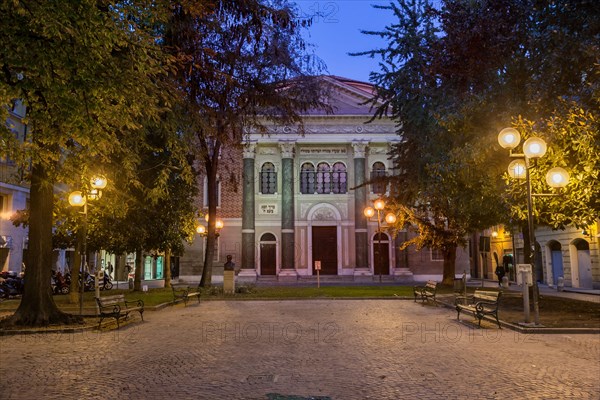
353;141;370;275
239;142;257;280
279;141;297;276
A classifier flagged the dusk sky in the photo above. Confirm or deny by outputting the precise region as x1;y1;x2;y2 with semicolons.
298;1;397;83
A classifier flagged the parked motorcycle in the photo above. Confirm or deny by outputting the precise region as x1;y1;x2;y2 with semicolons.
100;272;113;291
0;271;24;298
51;271;70;295
77;271;96;292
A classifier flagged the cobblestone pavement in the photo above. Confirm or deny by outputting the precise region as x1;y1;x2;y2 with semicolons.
1;300;599;399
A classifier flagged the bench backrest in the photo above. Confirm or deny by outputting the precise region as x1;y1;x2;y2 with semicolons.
473;290;500;303
97;294;126;306
425;281;437;290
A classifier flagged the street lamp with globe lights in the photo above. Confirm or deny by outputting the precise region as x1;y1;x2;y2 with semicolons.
364;199;397;282
498;128;569;324
197;215;224;237
69;174;108;315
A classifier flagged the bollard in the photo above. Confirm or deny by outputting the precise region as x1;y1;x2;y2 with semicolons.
557;276;564;292
501;275;509;289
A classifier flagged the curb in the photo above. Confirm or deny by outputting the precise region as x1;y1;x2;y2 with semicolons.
0;300;187;336
435;298;600;335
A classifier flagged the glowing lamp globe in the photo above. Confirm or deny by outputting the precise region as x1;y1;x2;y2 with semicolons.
498;128;521;150
385;213;396;224
507;160;527;179
68;191;86;207
545;167;569;188
523;137;547;159
364;207;375;218
90;175;107;190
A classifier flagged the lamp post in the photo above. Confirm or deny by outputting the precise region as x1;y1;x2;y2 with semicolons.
498;128;569;325
69;175;108;315
364;199;396;283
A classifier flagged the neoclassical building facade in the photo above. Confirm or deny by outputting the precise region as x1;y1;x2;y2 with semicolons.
179;76;470;282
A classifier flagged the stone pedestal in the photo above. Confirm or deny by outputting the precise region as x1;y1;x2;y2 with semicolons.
223;270;235;294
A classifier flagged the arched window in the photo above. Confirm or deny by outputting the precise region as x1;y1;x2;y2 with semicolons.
260;162;277;194
371;162;387;194
316;162;331;194
331;162;347;194
300;163;315;194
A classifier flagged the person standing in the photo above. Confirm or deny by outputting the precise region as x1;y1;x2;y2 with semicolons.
495;264;506;287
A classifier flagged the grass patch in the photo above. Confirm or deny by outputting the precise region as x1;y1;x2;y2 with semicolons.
0;286;415;312
230;285;414;299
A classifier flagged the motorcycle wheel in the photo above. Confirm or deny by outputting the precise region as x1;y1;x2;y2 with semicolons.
60;286;70;295
104;282;113;290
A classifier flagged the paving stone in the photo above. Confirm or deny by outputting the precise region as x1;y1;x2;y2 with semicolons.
1;300;599;399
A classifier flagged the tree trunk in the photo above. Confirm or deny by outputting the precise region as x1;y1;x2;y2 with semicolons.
441;244;457;286
164;248;172;288
134;248;143;291
199;147;220;287
1;163;81;327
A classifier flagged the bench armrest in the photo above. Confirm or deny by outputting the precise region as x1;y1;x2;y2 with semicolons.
474;300;499;312
172;286;189;296
125;299;144;309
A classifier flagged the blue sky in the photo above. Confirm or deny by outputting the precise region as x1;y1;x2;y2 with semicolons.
297;1;397;83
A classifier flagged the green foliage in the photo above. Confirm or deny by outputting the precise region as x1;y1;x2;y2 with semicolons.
165;0;329;285
503;105;600;229
0;0;174;325
361;0;504;259
359;0;599;281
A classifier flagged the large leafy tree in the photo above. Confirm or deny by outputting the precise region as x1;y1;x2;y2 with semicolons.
358;0;504;285
360;0;599;284
165;0;327;286
94;121;198;291
0;1;171;326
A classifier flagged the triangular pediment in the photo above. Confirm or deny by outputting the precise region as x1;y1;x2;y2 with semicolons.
305;75;382;116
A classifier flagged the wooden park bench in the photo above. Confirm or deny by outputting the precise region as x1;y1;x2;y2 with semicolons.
95;294;144;329
413;280;438;304
171;286;201;306
455;290;502;328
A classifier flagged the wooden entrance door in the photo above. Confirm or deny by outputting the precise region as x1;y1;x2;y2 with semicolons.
260;233;277;275
260;243;276;275
312;226;337;275
373;233;390;275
